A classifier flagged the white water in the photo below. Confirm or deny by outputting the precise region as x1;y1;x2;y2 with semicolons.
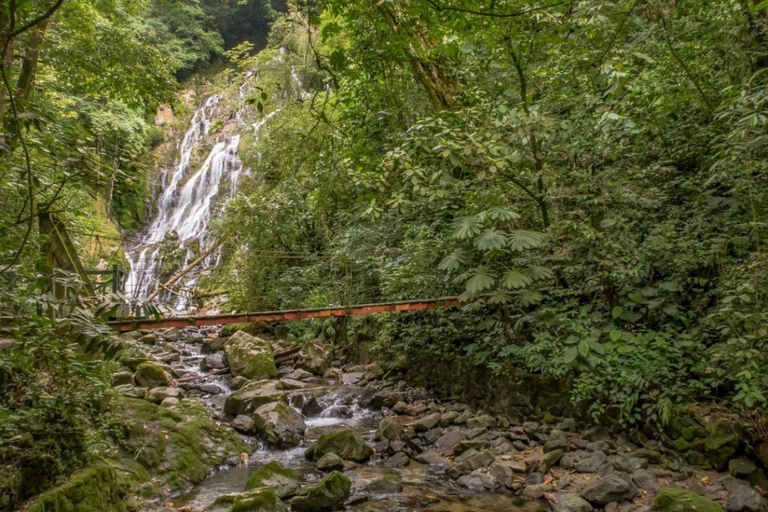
125;65;310;311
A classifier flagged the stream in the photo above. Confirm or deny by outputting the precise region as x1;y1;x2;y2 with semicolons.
147;327;540;512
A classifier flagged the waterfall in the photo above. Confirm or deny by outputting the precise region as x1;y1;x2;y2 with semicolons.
125;78;275;311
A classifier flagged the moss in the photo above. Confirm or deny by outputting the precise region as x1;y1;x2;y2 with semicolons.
670;437;691;452
25;466;132;512
213;487;287;511
290;471;350;512
304;428;373;462
134;361;170;388
224;332;278;380
650;488;724;512
220;323;273;338
631;448;662;464
704;419;743;470
246;461;297;490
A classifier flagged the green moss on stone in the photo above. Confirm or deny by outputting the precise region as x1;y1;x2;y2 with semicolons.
650;487;724;512
224;331;278;380
213;487;287;512
670;437;691;452
290;471;351;512
246;461;298;490
25;466;132;512
304;428;373;462
134;361;170;388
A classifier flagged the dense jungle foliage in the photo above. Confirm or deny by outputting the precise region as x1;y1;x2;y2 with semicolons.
1;0;768;507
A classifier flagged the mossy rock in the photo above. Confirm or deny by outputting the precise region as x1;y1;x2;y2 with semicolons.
211;487;287;512
220;322;273;338
224;380;287;417
134;361;170;389
224;331;278;380
25;466;131;512
305;428;372;462
246;461;300;498
650;487;724;512
670;437;691;452
252;402;306;448
631;448;662;464
704;419;743;471
290;471;351;512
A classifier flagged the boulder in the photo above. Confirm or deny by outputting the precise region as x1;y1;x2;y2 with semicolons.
305;428;373;462
134;361;170;389
201;353;226;371
456;472;500;491
435;430;464;454
224;380;287;417
581;475;637;505
231;415;255;434
253;402;306;447
650;487;724;512
490;460;526;488
729;458;758;479
316;453;344;472
550;493;594;512
295;339;333;376
414;413;442;432
290;471;350;512
361;474;403;494
210;487;286;512
376;417;402;441
224;331;278;380
111;371;133;386
467;415;496;429
704;419;743;471
523;483;552;500
526;449;563;474
386;452;410;468
162;328;182;342
246;461;300;498
726;484;767;512
575;451;608;473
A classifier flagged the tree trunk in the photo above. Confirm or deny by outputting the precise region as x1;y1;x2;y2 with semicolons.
15;19;49;110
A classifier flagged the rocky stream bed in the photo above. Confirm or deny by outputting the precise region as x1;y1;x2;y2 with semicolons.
30;325;768;512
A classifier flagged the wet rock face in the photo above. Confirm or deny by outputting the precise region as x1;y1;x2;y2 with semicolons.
296;339;333;376
224;380;287;416
223;331;278;380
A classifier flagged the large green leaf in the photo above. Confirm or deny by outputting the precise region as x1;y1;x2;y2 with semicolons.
452;215;483;239
464;266;495;294
474;228;507;251
502;269;533;289
438;249;467;272
484;207;520;221
516;289;543;306
508;230;545;251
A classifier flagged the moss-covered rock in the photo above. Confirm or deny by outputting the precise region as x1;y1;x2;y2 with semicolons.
296;339;333;376
650;487;724;512
220;322;273;338
25;466;131;512
704;419;743;471
246;461;300;498
210;487;287;512
304;428;372;462
253;402;306;447
134;361;170;389
290;471;351;512
224;331;278;380
224;380;287;417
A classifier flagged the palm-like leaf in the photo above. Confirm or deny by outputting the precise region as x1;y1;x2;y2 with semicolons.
502;269;533;289
451;215;483;239
464;266;495;295
474;228;507;251
438;249;467;272
484;207;520;221
516;289;543;306
528;265;554;280
508;230;545;251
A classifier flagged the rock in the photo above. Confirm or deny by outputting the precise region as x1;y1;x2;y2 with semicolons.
316;453;344;472
362;474;403;494
386;452;410;468
414;451;451;466
224;331;278;380
246;461;300;498
755;443;768;469
232;415;255;434
224;380;287;416
162;328;182;341
455;411;474;425
456;472;500;491
587;441;609;453
202;336;226;354
392;401;409;414
212;487;287;512
435;430;464;454
581;475;637;505
295;339;333;376
545;438;569;453
323;367;342;382
650;487;724;512
146;386;183;403
441;411;460;426
575;452;608;473
414;413;442;432
229;376;249;390
726;485;767;512
729;458;758;478
550;492;594;512
161;397;179;407
278;378;306;390
376;417;402;441
290;471;351;512
253;402;306;447
134;361;170;389
632;469;659;492
111;371;133;386
0;338;15;351
305;428;373;462
526;472;545;485
704;419;743;471
526;449;563;474
583;426;611;442
421;427;442;445
467;415;496;429
301;397;324;418
523;483;552;500
630;448;662;464
286;368;314;381
490;460;526;488
201;353;226;371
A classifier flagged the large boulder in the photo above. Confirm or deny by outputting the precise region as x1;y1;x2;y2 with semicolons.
253;402;306;447
224;331;278;380
290;471;350;512
361;474;403;494
134;361;170;389
224;380;287;417
704;419;743;471
376;417;402;441
305;428;373;462
550;492;594;512
209;487;287;512
650;488;723;512
246;461;300;498
296;339;333;376
146;386;183;404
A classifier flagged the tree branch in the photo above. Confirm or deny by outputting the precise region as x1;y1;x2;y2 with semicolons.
424;0;569;18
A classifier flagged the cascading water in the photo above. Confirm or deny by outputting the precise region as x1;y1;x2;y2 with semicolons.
125;80;273;312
